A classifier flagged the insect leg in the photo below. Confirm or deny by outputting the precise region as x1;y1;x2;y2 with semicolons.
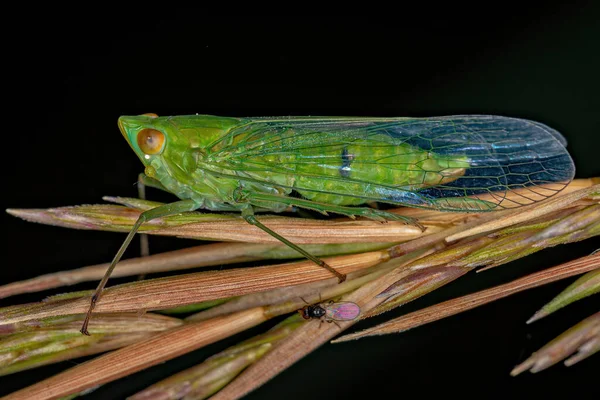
137;174;150;260
241;207;346;283
138;172;171;193
137;173;182;280
80;199;200;335
246;192;424;230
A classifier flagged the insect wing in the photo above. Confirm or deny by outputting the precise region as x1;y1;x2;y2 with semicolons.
211;115;575;211
325;302;361;321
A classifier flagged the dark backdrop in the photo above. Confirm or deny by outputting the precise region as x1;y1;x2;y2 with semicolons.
3;6;599;399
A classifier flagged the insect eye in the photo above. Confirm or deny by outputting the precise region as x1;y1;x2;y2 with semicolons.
137;128;165;155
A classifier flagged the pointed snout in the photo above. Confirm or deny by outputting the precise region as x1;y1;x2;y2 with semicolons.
117;116;138;145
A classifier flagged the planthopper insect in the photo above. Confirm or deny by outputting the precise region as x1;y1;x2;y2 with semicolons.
80;114;575;334
299;300;361;324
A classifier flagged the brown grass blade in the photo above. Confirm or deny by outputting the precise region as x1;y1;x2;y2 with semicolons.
333;252;600;343
0;243;257;300
511;311;600;375
0;241;392;300
446;183;600;242
209;248;428;398
366;265;470;318
0;251;388;326
129;315;304;400
2;308;268;400
3;179;597;398
6;205;428;244
187;246;434;323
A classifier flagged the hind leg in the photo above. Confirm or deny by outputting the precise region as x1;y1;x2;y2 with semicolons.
244;192;424;230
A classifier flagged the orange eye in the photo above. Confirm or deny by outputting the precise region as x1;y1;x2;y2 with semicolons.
137;128;165;155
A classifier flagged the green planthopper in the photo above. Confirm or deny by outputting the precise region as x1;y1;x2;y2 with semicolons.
80;114;575;334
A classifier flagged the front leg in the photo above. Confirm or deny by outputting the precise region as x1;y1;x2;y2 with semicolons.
81;199;201;335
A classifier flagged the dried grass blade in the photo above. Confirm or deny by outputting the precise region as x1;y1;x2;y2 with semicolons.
0;242;392;300
333;252;600;343
511;311;600;375
209;246;428;398
446;183;600;242
0;251;387;326
129;315;304;400
6;205;427;244
2;308;267;400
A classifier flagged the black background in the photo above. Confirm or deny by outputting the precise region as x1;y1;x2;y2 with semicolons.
3;6;599;399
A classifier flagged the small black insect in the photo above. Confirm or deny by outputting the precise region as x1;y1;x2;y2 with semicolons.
299;300;360;323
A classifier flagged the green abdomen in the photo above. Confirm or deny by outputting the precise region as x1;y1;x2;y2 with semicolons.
245;134;468;206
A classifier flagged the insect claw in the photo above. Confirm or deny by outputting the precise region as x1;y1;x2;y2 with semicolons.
80;318;91;336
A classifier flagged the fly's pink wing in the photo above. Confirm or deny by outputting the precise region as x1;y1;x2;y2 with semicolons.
325;302;360;321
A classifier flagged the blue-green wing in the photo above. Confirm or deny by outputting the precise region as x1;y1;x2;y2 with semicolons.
208;115;575;211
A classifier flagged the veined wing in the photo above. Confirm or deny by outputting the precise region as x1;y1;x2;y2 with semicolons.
324;302;361;321
209;115;575;211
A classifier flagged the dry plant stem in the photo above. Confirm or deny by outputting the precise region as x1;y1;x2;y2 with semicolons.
366;265;470;318
446;202;600;272
3;180;597;398
186;248;432;322
129;315;304;400
3;181;593;300
0;242;392;300
0;251;387;327
130;345;273;400
0;243;260;300
511;311;600;375
388;182;599;259
186;268;377;322
2;308;267;400
208;185;600;397
0;251;427;391
525;204;600;244
446;183;600;242
388;210;506;259
369;202;598;317
210;251;423;399
388;178;598;226
6;206;427;244
333;252;600;343
2;264;409;399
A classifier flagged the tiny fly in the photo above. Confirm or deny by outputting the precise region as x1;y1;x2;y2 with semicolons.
299;300;361;325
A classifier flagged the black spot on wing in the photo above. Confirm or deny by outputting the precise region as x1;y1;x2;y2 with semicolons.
340;147;354;178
